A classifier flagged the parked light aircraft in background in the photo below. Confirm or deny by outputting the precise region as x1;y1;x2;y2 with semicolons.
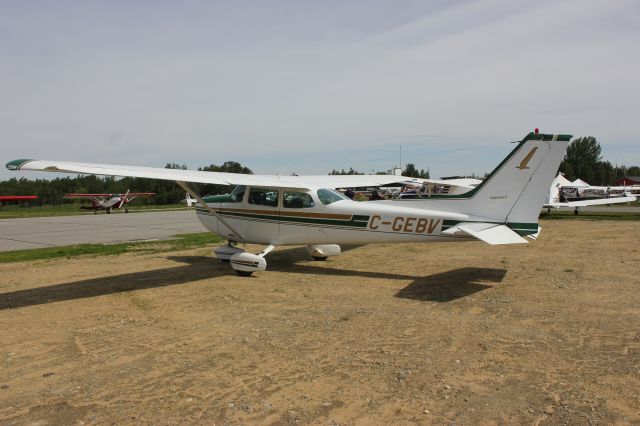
182;193;196;207
8;131;571;276
544;173;637;214
64;190;155;214
0;195;38;207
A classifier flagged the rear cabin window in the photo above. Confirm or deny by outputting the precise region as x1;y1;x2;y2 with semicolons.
317;189;347;205
248;188;279;207
283;191;315;208
229;185;246;202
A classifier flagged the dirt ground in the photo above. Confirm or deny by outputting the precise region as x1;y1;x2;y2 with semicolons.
0;220;639;425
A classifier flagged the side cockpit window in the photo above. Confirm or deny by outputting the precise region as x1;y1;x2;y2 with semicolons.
248;188;279;207
317;188;347;205
283;191;315;208
229;185;246;202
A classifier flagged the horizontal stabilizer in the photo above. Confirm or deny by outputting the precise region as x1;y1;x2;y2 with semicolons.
442;222;528;245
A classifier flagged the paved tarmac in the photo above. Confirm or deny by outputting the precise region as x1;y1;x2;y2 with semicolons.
0;210;206;252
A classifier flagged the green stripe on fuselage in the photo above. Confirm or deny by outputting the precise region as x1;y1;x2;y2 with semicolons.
197;208;370;228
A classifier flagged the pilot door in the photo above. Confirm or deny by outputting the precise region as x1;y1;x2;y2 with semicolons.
236;187;280;244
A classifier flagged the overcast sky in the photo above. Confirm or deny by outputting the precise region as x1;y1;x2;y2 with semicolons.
1;0;639;181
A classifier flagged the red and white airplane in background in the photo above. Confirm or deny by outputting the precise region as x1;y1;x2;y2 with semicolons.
64;190;154;214
0;195;38;207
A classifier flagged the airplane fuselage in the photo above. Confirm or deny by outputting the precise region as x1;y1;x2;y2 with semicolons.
195;186;486;246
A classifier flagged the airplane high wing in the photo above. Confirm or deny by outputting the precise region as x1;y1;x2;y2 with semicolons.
0;195;38;202
7;131;573;276
7;159;425;190
546;196;637;209
64;193;156;199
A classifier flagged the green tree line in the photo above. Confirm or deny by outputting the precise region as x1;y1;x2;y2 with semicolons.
559;137;640;185
2;138;637;206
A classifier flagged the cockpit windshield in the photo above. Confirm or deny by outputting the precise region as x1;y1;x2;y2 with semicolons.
317;188;347;205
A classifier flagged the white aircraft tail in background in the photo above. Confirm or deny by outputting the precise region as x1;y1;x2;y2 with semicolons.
182;193;196;207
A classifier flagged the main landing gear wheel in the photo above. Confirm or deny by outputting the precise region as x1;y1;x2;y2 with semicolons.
124;208;129;213
106;208;112;214
228;244;275;277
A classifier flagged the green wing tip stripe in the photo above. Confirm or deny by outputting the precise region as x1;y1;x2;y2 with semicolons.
5;159;34;171
524;133;573;142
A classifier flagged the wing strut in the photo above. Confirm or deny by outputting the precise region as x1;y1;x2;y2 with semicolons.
175;181;246;240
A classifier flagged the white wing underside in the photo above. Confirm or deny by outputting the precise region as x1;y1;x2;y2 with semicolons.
11;159;468;191
545;196;637;209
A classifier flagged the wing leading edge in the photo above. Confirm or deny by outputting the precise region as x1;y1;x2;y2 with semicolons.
6;159;424;190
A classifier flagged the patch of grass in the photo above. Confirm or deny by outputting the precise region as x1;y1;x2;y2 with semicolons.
0;232;222;264
0;203;190;219
540;211;640;221
129;295;153;311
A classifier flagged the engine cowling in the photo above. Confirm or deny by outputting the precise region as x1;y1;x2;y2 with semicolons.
230;252;267;276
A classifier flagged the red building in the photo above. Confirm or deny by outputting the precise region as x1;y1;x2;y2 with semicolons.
615;176;640;186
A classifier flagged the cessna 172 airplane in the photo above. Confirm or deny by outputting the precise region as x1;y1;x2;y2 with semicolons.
7;130;571;276
64;190;155;214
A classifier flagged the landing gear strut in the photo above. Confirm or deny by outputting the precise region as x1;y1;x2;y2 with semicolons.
214;241;242;263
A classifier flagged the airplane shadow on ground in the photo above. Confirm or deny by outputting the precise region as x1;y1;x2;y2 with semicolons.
394;267;506;302
0;246;504;310
0;254;229;310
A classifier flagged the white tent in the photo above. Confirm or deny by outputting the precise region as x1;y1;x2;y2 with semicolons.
571;178;590;187
553;172;573;187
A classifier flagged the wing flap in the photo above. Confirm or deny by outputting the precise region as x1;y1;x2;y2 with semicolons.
443;222;528;245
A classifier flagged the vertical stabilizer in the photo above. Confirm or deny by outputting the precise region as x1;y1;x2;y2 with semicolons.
461;132;572;225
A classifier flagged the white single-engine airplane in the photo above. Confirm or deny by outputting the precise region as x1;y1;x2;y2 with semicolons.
7;131;571;276
544;173;637;214
64;190;155;214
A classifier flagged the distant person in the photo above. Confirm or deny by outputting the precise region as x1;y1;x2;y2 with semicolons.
345;188;355;199
370;190;383;200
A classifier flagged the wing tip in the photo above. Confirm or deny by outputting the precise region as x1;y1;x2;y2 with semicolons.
6;159;35;171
